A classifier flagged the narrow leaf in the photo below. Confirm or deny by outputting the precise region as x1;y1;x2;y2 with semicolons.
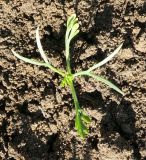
36;27;49;64
88;43;123;72
67;14;76;27
81;112;91;123
81;123;89;135
75;114;84;137
66;18;78;42
60;78;66;87
87;73;124;96
12;50;48;67
66;14;78;41
69;23;79;41
75;114;88;138
12;50;65;76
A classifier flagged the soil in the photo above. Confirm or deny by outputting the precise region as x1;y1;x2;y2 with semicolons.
0;0;146;159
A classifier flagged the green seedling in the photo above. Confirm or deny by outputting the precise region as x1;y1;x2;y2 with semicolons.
12;14;124;138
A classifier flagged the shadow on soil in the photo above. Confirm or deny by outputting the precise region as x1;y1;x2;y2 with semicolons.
2;100;60;159
78;89;141;160
2;91;141;160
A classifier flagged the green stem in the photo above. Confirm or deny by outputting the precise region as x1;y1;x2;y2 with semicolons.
48;64;65;77
66;42;71;74
69;80;81;115
65;37;80;115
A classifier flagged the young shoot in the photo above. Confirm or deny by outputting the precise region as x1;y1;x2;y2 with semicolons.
12;14;124;138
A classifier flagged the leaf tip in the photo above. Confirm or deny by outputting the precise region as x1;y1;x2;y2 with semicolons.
121;91;125;96
11;49;16;56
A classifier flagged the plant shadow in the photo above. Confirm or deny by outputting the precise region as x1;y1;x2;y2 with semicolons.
77;89;141;160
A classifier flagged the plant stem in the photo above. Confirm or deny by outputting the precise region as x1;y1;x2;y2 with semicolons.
48;64;65;77
65;42;71;74
69;80;81;115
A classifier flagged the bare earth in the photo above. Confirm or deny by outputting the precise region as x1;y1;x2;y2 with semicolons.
0;0;146;159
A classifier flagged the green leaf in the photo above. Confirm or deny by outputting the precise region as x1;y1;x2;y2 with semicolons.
75;113;89;138
60;78;67;87
12;50;65;76
67;18;78;32
12;50;49;67
75;110;91;138
36;27;49;64
60;74;73;87
80;123;89;135
81;112;92;123
68;23;79;41
67;14;76;27
65;14;80;73
87;43;123;72
66;14;79;43
87;72;125;96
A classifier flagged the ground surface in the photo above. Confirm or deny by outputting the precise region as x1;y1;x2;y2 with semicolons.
0;0;146;159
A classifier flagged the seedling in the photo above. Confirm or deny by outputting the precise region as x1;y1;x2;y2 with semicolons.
12;14;124;138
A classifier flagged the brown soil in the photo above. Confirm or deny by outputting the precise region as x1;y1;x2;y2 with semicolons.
0;0;146;159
